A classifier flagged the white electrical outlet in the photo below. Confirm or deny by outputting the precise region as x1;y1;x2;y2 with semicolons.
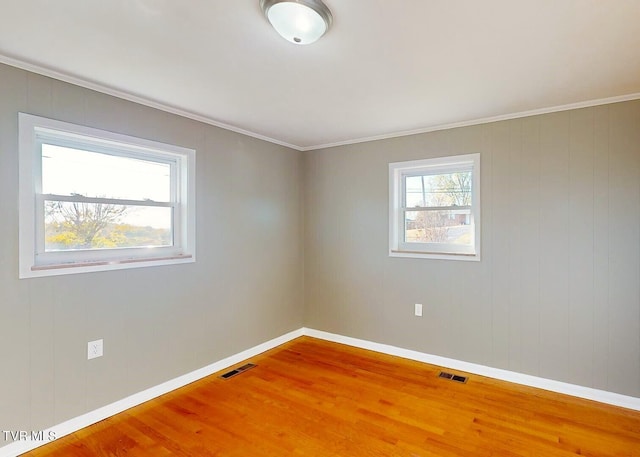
88;339;103;360
414;303;423;317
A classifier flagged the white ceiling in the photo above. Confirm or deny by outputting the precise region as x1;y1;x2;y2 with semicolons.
1;0;639;150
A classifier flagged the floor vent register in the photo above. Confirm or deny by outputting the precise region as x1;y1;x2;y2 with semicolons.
220;363;257;380
438;371;468;383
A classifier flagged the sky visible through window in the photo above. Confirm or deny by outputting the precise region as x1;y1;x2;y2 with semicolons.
42;144;171;229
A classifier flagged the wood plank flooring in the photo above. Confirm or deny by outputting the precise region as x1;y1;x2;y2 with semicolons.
24;337;640;456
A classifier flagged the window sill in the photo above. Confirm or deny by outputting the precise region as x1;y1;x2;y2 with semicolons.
21;254;194;279
389;250;480;261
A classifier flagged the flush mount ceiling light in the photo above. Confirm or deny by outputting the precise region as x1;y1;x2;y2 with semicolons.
260;0;333;45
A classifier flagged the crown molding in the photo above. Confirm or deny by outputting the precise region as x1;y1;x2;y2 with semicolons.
2;53;639;153
0;53;302;151
302;92;640;151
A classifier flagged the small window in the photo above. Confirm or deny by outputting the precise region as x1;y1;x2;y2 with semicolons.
19;113;196;278
389;153;480;260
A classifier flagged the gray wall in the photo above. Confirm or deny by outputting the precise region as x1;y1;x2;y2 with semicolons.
304;101;640;398
0;63;304;447
2;59;639;451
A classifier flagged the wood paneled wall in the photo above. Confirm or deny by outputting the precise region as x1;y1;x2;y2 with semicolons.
0;63;304;449
304;101;640;397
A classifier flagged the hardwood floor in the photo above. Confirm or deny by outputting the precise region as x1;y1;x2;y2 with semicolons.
24;337;640;456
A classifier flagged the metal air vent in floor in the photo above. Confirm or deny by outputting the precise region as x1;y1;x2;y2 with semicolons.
220;363;256;380
438;371;468;383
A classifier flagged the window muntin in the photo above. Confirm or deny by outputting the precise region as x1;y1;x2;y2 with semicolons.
19;113;196;277
389;154;480;260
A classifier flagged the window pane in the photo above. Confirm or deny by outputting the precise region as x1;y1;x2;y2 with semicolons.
405;209;472;245
44;201;172;251
42;144;171;201
405;172;472;207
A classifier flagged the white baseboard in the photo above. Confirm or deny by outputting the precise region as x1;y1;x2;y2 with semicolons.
4;326;639;456
0;328;304;457
303;328;640;412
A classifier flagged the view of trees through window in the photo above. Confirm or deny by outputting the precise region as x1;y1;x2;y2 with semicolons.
42;144;173;252
44;200;172;251
404;171;472;245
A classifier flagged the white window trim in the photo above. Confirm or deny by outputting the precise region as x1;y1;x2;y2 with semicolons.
18;113;196;278
389;153;481;261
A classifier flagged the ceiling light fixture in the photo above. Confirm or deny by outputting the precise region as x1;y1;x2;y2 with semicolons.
260;0;333;45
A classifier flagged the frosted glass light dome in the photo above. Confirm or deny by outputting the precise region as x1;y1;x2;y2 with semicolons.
260;0;333;45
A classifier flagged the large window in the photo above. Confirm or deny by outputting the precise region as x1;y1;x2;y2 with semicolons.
389;153;480;260
19;113;196;278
